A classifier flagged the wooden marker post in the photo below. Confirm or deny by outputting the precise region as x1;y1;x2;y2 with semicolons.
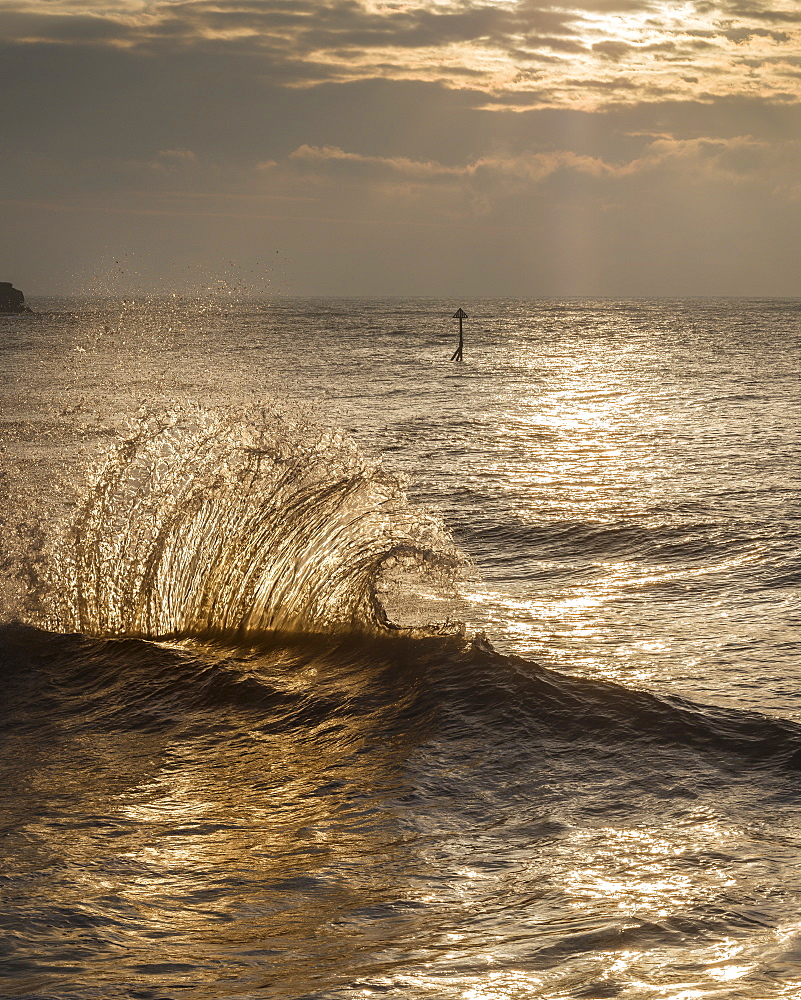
451;307;467;362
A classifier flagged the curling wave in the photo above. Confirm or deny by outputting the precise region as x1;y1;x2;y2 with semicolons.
23;405;465;638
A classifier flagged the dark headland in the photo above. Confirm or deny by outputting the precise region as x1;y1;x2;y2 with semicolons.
0;282;31;313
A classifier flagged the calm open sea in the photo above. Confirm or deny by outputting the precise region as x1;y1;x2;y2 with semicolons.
1;296;800;999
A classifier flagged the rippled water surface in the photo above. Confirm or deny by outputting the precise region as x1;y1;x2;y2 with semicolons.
1;296;800;999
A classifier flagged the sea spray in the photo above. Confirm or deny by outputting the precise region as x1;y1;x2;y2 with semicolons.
7;403;466;638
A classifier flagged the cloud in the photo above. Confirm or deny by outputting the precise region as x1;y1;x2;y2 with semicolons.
280;131;801;188
1;0;799;109
592;39;634;59
256;131;801;229
2;2;801;295
723;3;801;23
722;26;791;43
156;148;197;164
285;142;614;182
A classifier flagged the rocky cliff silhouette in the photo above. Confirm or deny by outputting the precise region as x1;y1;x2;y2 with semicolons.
0;283;31;313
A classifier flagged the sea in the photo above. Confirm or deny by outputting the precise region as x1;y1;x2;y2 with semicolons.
1;294;800;1000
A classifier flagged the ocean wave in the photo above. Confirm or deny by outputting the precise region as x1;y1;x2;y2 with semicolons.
1;405;466;639
4;623;800;775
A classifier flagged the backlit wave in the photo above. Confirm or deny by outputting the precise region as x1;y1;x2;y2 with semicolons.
38;405;465;638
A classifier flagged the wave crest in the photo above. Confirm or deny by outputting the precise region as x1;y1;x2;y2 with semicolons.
33;405;465;638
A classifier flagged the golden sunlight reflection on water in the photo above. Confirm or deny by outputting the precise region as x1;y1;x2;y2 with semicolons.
67;670;785;1000
445;332;794;717
1;298;800;1000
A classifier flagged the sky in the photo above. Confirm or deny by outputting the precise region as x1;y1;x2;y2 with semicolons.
2;0;801;296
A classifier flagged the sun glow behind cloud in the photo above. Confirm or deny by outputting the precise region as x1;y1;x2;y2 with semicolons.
4;0;801;109
2;0;801;294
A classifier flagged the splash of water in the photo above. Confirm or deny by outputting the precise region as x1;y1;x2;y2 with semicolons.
33;405;465;638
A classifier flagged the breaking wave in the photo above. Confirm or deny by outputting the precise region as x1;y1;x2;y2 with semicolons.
4;404;466;639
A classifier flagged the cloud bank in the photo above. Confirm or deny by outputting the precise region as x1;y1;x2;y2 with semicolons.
1;0;800;293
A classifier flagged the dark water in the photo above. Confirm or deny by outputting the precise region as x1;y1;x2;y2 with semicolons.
1;297;800;998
